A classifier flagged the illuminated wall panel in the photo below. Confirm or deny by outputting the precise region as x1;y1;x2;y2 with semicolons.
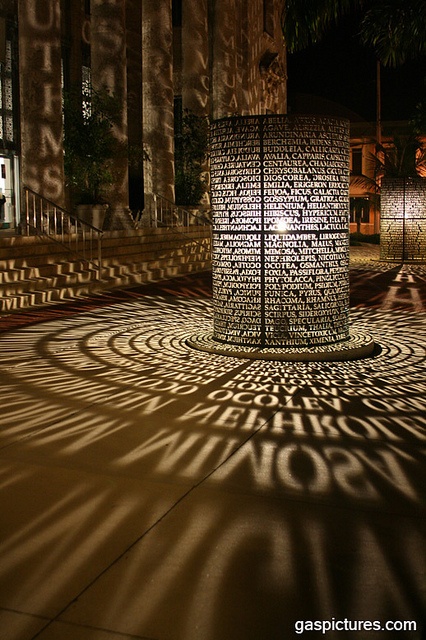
380;177;426;262
17;0;65;204
210;115;350;348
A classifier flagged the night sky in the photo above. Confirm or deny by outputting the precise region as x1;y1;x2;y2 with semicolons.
287;15;425;123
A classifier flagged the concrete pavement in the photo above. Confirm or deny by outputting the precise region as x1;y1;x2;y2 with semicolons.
0;245;425;640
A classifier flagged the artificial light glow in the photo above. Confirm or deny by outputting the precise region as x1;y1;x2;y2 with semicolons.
277;217;289;233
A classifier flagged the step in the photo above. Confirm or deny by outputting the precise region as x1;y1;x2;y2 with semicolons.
0;277;105;313
0;228;212;314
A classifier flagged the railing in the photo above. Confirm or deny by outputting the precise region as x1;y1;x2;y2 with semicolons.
147;193;211;228
24;187;103;279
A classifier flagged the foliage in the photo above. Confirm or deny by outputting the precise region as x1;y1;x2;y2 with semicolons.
410;82;426;136
350;133;426;229
284;0;426;68
360;0;426;67
373;137;426;178
350;131;426;201
283;0;358;53
174;110;209;206
63;87;122;204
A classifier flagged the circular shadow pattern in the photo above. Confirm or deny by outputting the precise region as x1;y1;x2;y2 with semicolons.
2;296;425;394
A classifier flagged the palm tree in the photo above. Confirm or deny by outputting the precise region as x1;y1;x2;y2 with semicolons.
283;0;426;67
283;0;426;175
350;131;426;236
376;137;426;178
283;0;358;54
359;0;426;139
351;133;426;191
284;0;426;247
359;0;426;67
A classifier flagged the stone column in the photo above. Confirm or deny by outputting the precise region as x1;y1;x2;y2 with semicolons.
17;0;65;205
66;1;84;89
258;0;287;114
126;0;144;212
182;0;209;116
142;0;175;207
211;0;239;118
91;0;129;217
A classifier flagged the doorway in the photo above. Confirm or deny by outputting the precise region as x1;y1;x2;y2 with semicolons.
0;154;18;230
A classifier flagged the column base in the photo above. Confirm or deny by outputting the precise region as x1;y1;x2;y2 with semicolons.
186;330;375;362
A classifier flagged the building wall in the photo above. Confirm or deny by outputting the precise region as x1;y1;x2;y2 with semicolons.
91;0;129;212
17;0;65;205
176;0;286;119
350;121;426;236
349;125;379;235
7;0;286;230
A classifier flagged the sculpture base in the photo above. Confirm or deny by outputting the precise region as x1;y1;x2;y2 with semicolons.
186;330;375;362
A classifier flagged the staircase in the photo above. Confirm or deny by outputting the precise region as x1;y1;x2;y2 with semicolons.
0;189;212;314
0;227;212;313
24;186;103;276
0;234;100;312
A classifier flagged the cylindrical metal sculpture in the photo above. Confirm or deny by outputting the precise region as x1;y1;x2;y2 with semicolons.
187;114;373;360
380;177;426;263
210;115;350;348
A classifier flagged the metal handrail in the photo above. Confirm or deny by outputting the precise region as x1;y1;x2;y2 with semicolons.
146;193;212;254
24;187;103;279
150;193;212;228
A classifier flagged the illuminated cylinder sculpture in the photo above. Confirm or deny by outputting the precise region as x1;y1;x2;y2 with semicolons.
380;177;426;262
210;115;350;349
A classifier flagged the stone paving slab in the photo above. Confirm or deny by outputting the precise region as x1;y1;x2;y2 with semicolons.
0;246;425;640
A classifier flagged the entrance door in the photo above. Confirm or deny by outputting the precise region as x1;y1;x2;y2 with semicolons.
0;155;14;229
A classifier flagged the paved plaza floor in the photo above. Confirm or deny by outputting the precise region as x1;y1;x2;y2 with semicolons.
0;245;425;640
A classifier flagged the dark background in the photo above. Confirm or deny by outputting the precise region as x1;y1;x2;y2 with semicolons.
287;16;425;122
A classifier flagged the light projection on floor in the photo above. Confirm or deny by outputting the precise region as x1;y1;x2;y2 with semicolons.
0;267;425;639
0;298;424;499
380;177;426;263
187;115;374;360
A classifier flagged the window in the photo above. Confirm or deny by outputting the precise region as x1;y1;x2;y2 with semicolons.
350;197;370;223
0;38;15;146
82;65;92;119
351;148;363;175
172;0;182;27
263;0;274;36
174;95;182;126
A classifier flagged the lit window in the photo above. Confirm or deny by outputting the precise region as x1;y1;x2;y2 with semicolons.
350;197;370;223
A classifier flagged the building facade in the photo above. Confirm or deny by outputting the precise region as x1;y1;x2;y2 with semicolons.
350;121;379;235
2;0;286;231
350;120;426;236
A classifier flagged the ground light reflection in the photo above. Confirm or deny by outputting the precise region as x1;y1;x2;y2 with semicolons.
0;260;425;640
